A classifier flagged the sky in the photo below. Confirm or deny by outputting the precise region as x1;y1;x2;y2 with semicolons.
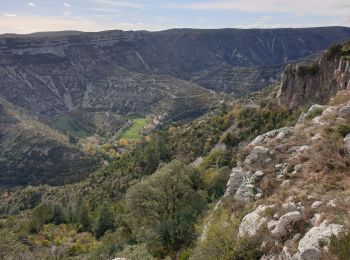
0;0;349;34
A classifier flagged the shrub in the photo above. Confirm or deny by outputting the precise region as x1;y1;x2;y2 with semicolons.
297;64;320;77
336;122;350;138
330;91;350;106
191;210;262;260
329;230;350;259
304;107;324;121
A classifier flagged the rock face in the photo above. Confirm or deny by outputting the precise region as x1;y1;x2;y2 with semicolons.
238;205;274;238
298;221;343;260
277;50;350;108
268;211;301;239
1;27;350;118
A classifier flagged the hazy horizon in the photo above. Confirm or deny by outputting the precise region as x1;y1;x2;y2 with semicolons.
0;0;349;34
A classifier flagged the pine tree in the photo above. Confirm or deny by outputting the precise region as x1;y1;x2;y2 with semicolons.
77;202;92;232
95;202;115;239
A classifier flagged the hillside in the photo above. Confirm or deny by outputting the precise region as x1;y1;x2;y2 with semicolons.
1;27;349;118
1;32;350;260
0;97;99;187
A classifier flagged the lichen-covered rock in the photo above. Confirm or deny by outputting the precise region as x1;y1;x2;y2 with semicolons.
238;205;274;238
250;127;293;146
338;105;350;118
297;105;326;124
344;133;350;153
244;146;270;168
298;221;343;260
311;201;323;209
268;211;301;239
224;166;249;197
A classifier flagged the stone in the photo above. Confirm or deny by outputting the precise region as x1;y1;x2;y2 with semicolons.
191;156;203;167
310;213;323;226
238;205;274;239
338;105;350;118
268;211;302;239
244;146;270;168
322;106;339;117
343;134;350;153
282;180;291;187
297;105;326;124
224;166;248;196
311;133;322;142
327;200;337;208
311;201;323;209
291;164;303;176
234;182;256;202
282;246;295;260
282;201;298;211
298;221;343;260
253;170;265;178
249;127;293;146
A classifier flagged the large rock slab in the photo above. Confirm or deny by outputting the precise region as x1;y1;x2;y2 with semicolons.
268;211;301;239
298;221;343;260
238;205;274;239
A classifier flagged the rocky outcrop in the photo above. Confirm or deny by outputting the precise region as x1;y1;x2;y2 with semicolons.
297;221;343;260
268;211;301;239
277;49;350;108
238;205;274;238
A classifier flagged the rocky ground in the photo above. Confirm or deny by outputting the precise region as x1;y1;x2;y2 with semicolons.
220;92;350;259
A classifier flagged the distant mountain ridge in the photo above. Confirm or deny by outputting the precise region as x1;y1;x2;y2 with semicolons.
0;26;350;187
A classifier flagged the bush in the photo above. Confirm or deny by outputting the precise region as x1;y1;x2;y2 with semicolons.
117;244;155;260
191;210;262;260
126;160;207;256
304;107;324;121
329;231;350;259
336;123;350;138
297;64;320;77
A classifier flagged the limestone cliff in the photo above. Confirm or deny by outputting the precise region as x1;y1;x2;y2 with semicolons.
277;44;350;108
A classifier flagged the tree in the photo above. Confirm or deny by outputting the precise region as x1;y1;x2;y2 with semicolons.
52;203;67;225
95;202;116;239
77;200;92;232
126;160;207;255
68;132;78;144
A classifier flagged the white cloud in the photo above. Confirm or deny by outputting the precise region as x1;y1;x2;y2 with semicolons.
28;1;36;7
64;2;72;8
3;14;18;17
89;0;144;9
169;0;350;17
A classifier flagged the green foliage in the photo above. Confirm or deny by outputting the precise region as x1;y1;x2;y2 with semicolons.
304;107;324;121
95;202;116;239
126;160;207;256
233;104;298;141
68;132;78;144
28;202;66;233
120;116;147;141
192;210;262;260
117;244;155;260
329;231;350;259
76;198;92;232
327;44;343;59
297;64;320;77
336;122;350;138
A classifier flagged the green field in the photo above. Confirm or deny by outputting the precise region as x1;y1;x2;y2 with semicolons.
120;116;147;140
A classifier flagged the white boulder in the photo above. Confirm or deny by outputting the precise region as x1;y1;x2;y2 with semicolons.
238;205;274;239
298;221;343;260
268;211;301;239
